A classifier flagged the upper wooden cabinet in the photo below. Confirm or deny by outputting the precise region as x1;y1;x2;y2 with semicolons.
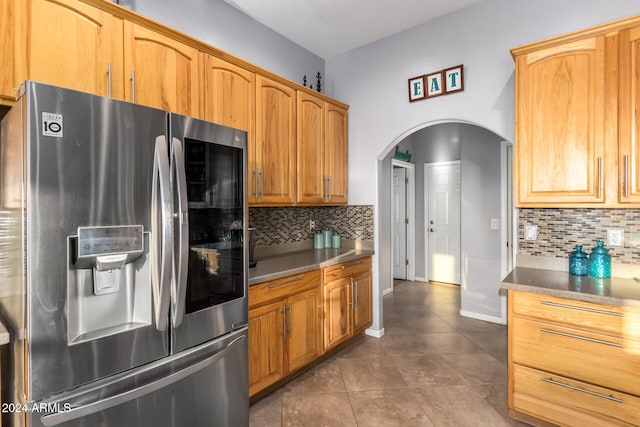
296;93;348;205
201;55;254;132
0;0;16;105
252;75;297;205
512;14;640;208
10;0;124;101
513;36;609;206
123;22;200;117
324;101;348;204
619;26;640;203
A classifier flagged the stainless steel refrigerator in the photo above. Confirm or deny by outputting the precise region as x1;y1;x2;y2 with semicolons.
0;81;249;427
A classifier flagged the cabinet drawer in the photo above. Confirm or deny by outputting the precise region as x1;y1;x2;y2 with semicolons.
323;257;371;281
511;291;640;340
250;270;321;308
513;364;640;427
512;317;640;396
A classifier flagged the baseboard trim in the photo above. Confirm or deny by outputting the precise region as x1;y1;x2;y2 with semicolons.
459;310;505;325
365;327;384;338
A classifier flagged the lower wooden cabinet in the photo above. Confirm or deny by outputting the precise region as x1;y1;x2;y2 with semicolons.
248;270;322;397
508;290;640;426
323;257;372;351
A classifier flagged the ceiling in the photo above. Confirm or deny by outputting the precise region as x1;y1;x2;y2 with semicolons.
223;0;484;59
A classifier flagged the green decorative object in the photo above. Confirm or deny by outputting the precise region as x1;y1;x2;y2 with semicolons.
394;146;412;162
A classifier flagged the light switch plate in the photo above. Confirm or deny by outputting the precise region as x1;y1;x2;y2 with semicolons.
524;225;538;241
490;218;499;230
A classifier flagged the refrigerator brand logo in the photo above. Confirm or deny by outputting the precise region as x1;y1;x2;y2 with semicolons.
42;112;63;138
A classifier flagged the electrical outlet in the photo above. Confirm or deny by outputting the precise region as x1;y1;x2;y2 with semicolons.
524;225;538;241
490;218;499;230
309;219;316;230
607;229;624;247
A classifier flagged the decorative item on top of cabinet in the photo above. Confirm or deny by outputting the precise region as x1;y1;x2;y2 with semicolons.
248;270;323;396
297;91;348;205
123;21;200;117
252;75;297;205
512;14;640;208
10;0;125;102
323;257;372;351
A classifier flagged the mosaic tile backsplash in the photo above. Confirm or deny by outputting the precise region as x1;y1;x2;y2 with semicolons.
518;208;640;264
249;205;374;246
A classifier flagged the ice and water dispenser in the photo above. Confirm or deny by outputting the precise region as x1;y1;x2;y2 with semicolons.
67;225;152;344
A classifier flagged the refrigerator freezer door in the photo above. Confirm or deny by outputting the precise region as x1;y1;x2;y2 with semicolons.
23;82;169;401
30;328;249;427
169;114;248;353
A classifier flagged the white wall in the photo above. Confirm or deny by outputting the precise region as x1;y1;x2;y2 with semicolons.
460;126;503;321
326;0;640;334
126;0;324;85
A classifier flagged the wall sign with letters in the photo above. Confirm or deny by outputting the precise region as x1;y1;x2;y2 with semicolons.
408;64;464;102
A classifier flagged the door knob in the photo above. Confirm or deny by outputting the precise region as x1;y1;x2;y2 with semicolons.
429;220;434;224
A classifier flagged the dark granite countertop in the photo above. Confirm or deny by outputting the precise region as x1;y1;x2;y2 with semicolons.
501;266;640;307
248;247;375;285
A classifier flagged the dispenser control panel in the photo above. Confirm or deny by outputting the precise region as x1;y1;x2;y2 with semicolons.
78;225;144;257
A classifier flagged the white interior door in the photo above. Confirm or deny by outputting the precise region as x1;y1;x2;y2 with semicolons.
392;166;407;279
426;161;461;285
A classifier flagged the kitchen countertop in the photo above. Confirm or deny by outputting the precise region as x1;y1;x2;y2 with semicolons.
501;266;640;307
248;247;374;285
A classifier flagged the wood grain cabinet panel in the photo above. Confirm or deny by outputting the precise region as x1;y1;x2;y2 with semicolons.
619;25;640;203
248;270;322;397
201;55;254;132
252;75;296;205
296;93;348;205
123;22;200;117
512;16;640;208
14;0;124;99
514;36;608;206
248;300;285;397
513;364;640;427
508;289;640;426
0;0;16;105
323;257;372;351
324;102;348;204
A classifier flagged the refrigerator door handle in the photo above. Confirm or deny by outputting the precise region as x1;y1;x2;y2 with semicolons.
170;137;189;328
151;136;173;331
40;334;248;426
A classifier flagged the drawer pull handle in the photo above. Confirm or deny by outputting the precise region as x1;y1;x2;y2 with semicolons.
342;261;364;269
540;301;623;317
541;377;624;404
540;328;622;348
268;277;304;289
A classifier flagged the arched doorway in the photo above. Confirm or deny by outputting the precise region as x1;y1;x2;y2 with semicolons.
377;120;513;330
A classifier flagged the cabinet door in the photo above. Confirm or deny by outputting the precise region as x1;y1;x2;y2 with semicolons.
296;92;325;204
17;0;123;99
0;0;16;105
515;36;607;205
248;301;285;397
124;22;199;117
286;287;323;373
352;269;372;334
619;26;640;203
325;102;348;204
202;55;253;132
323;277;352;351
254;75;296;205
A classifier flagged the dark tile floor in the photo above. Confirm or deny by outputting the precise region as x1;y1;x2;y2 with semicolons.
249;280;529;426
